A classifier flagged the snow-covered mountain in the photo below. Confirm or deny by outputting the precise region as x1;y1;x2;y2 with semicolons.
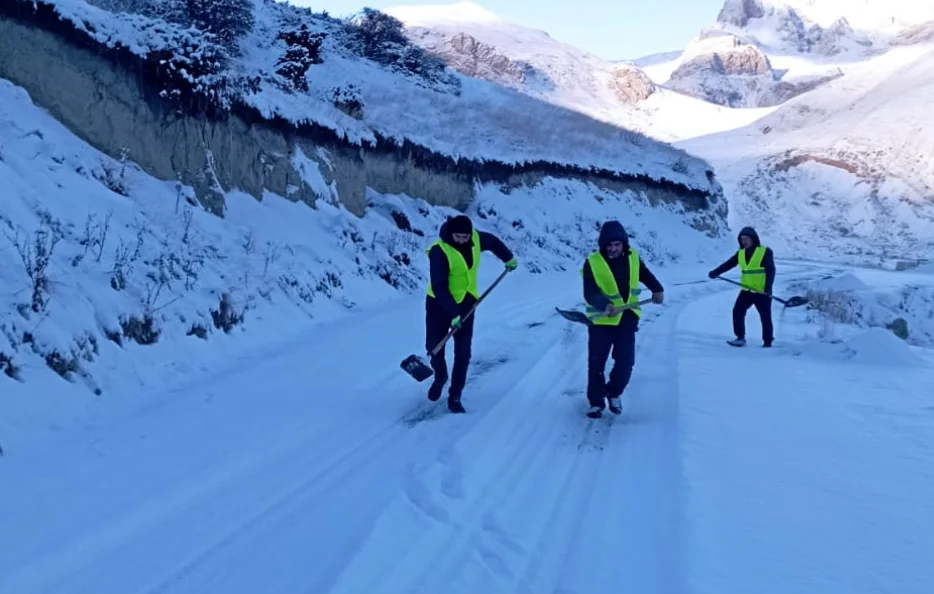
641;0;934;108
678;42;934;260
667;1;934;260
385;1;934;260
382;2;761;142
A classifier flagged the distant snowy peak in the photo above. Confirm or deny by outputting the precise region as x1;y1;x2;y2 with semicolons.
715;0;934;53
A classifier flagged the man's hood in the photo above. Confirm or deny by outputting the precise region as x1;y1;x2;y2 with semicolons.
598;220;629;250
439;217;475;246
737;226;761;247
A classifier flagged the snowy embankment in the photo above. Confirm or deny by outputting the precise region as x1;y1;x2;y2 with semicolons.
0;73;723;442
1;261;931;593
7;0;717;192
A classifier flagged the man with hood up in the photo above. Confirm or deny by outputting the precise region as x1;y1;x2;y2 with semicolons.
581;220;665;419
707;226;775;347
425;215;517;413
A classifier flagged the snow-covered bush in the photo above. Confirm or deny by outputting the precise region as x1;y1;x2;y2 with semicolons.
340;8;459;91
792;274;934;346
185;0;255;52
275;22;325;92
329;84;364;119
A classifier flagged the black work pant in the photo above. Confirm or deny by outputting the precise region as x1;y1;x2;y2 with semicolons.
425;296;475;401
733;290;773;343
586;316;637;408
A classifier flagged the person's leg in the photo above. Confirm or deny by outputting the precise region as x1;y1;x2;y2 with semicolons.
731;291;755;342
606;322;636;412
586;326;614;410
448;311;475;405
425;298;450;401
753;293;774;346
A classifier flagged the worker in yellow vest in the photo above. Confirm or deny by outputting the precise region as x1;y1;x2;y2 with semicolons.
425;215;517;413
707;226;776;347
581;221;664;419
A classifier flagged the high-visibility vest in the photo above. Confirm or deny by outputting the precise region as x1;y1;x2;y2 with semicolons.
582;249;641;325
426;229;481;303
738;246;767;292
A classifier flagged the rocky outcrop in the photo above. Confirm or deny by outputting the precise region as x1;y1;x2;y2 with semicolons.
674;34;772;78
666;34;777;107
608;65;656;102
406;29;537;90
716;0;765;28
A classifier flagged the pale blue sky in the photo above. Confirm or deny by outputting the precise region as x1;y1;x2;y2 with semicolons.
292;0;726;60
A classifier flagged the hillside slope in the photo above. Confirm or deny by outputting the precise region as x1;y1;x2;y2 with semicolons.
0;72;725;406
677;42;934;260
12;0;717;194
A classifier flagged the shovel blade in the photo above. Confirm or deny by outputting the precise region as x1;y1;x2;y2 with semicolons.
401;353;434;382
784;295;809;308
555;307;593;326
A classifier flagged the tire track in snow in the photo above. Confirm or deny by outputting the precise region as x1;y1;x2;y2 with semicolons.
551;298;689;594
323;317;593;594
2;294;577;594
323;292;703;594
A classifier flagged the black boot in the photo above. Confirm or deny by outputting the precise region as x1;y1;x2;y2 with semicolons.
427;380;445;401
448;397;466;414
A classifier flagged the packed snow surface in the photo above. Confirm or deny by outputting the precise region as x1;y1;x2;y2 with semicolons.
2;262;933;593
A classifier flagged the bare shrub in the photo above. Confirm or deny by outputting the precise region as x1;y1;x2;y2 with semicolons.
4;221;65;313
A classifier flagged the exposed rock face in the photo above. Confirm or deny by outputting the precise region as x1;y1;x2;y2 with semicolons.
675;35;772;77
666;34;777;107
440;31;534;87
717;0;766;28
608;65;656;102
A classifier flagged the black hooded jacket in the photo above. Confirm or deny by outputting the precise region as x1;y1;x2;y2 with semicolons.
427;220;514;318
582;221;664;319
709;226;775;293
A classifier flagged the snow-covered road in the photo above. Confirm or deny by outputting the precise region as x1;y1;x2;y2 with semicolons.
2;263;933;594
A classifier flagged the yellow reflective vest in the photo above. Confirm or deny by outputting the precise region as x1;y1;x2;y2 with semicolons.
738;246;767;292
583;249;642;325
426;230;481;303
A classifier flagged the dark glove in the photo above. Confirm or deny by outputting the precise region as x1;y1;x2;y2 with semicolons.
707;270;717;279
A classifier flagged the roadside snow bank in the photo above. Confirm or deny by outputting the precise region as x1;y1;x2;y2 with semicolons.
790;270;934;347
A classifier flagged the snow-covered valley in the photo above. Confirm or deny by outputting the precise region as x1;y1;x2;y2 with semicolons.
2;0;934;593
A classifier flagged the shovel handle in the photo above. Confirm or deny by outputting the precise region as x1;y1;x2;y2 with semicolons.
428;267;512;357
714;276;790;305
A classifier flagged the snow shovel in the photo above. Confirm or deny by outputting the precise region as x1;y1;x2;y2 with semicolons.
401;268;512;382
555;298;654;326
714;276;808;308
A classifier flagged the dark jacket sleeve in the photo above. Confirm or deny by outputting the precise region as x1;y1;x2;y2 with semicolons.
709;253;738;277
763;248;776;294
639;261;664;293
582;260;611;311
477;231;514;262
428;245;461;318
